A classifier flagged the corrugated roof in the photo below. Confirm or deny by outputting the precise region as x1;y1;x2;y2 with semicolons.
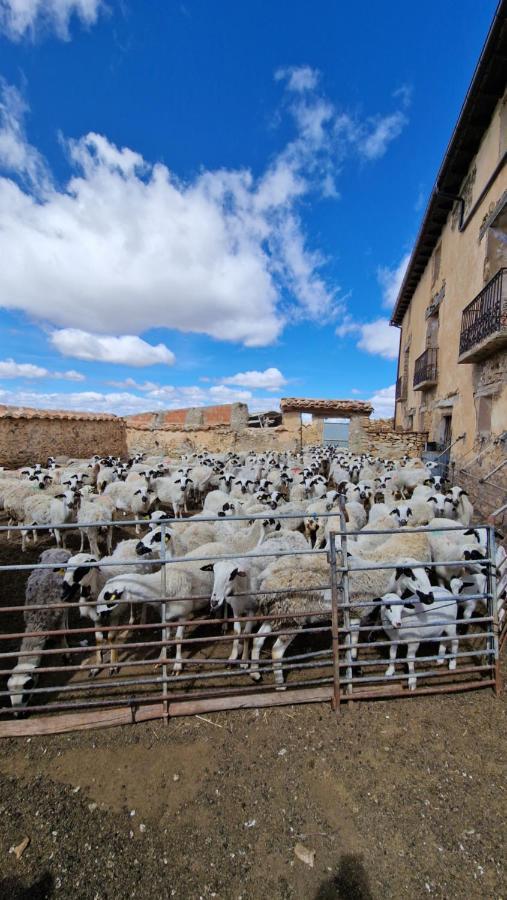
391;0;507;326
280;398;373;415
0;404;122;422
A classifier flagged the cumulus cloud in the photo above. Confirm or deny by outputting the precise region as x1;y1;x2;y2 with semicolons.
0;357;85;380
220;367;287;391
0;75;410;350
357;318;399;360
377;252;410;309
368;384;396;419
50;330;176;367
0;383;282;416
0;0;103;40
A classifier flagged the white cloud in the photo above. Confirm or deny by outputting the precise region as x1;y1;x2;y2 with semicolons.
221;367;287;391
357;318;399;360
50;330;176;367
393;84;413;110
0;82;50;192
0;384;282;416
359;112;408;161
0;0;103;40
275;65;319;93
0;357;85;380
0;77;409;350
377;252;410;309
368;384;396;419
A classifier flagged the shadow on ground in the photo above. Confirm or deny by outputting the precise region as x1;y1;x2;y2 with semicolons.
314;854;374;900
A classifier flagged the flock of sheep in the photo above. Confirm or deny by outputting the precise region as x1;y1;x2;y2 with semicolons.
1;446;505;710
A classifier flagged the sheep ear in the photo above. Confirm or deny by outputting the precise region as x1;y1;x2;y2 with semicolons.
55;493;66;499
428;496;437;503
417;590;434;603
407;508;412;516
200;563;214;571
405;602;416;610
229;568;239;580
460;489;468;497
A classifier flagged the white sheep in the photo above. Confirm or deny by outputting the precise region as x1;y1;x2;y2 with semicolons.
381;588;458;690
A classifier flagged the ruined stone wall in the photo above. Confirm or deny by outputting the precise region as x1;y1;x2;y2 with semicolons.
0;415;127;468
126;424;301;455
350;416;428;458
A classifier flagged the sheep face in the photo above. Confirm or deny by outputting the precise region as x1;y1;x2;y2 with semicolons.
389;505;413;528
97;588;124;620
381;593;406;629
61;555;98;600
8;667;38;709
391;564;433;602
204;561;248;612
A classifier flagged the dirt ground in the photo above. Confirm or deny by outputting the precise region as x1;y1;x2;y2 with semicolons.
0;660;505;900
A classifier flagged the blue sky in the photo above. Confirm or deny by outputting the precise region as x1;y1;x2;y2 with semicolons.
0;0;498;418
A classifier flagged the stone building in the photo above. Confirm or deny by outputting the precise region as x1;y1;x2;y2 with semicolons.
391;3;507;471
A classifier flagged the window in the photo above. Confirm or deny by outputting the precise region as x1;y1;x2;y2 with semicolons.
425;313;439;349
476;396;492;436
431;243;441;286
484;205;507;283
440;414;452;448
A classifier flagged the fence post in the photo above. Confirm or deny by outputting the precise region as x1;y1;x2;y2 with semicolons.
160;522;169;720
327;532;341;717
338;495;353;697
487;525;502;696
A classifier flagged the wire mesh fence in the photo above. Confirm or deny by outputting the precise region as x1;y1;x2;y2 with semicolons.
0;508;503;736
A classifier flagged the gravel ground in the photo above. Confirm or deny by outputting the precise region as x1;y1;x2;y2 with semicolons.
0;657;505;900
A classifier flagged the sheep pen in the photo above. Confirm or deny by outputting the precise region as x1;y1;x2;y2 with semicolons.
0;445;506;899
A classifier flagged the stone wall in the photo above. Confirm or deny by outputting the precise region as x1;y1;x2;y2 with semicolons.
0;411;127;468
350;417;428;458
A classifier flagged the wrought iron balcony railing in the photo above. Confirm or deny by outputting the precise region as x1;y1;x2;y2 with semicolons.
459;267;507;363
395;376;407;401
413;347;438;390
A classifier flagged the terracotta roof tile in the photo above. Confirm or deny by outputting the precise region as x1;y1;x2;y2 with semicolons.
280;397;373;415
0;404;123;422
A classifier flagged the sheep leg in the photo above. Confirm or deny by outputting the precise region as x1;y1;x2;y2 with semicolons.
445;627;458;671
88;528;100;558
385;641;398;678
436;641;447;664
228;620;242;663
32;528;38;545
87;630;104;677
106;527;113;555
350;617;361;660
79;529;85;552
240;620;254;669
21;529;29;553
272;634;295;689
172;624;185;674
406;641;419;690
249;622;272;682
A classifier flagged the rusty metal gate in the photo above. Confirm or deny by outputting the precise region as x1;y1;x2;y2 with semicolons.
0;511;503;737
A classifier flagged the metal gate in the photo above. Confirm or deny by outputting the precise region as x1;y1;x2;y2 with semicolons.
323;420;349;448
0;511;503;736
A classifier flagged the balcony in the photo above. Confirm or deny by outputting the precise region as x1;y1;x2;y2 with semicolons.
413;347;438;390
459;267;507;363
395;376;407;402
